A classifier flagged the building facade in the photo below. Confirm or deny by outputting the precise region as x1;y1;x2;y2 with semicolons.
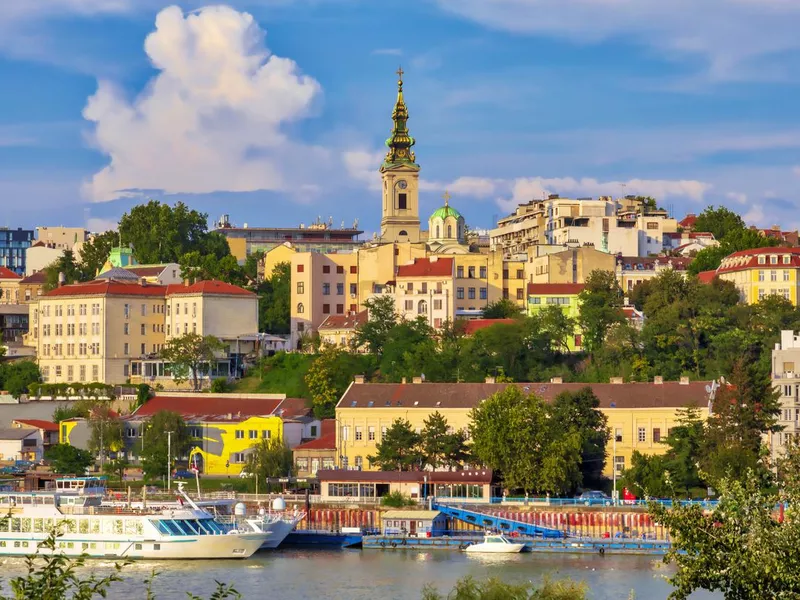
771;330;800;462
0;267;21;305
527;246;616;286
527;283;585;351
615;256;692;294
335;379;712;478
0;228;34;276
318;311;368;349
710;247;800;305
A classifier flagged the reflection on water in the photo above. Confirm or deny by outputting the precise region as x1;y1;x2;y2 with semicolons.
0;549;721;600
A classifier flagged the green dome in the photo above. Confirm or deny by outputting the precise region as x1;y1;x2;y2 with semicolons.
430;205;462;220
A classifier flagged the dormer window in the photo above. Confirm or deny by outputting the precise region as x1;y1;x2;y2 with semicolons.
784;255;791;264
758;256;766;265
771;255;778;265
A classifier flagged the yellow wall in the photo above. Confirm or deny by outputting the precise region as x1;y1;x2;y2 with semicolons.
189;416;284;475
225;238;247;263
59;420;79;445
262;244;297;279
716;266;799;306
336;404;709;478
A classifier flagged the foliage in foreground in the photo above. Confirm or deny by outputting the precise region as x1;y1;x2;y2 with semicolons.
651;470;800;600
421;575;588;600
381;491;417;508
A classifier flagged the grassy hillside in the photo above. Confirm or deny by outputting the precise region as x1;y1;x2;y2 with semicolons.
233;352;315;399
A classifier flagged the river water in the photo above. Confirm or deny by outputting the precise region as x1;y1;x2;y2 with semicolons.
0;549;723;599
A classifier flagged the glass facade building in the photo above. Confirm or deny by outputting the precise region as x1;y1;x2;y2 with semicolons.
0;228;34;275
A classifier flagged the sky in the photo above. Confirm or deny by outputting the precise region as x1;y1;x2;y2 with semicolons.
1;0;799;236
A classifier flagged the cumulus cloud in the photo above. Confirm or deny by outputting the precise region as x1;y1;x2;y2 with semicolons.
343;149;385;192
420;177;501;199
82;5;322;202
435;0;800;80
85;217;119;233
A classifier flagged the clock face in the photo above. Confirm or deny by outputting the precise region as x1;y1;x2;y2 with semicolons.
397;180;408;190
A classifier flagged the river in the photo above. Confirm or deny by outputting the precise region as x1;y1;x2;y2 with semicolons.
0;549;723;599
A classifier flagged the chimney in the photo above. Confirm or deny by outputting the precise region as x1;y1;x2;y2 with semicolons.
412;376;422;384
610;377;623;384
550;376;563;384
680;376;690;385
353;375;365;384
401;377;407;384
484;376;496;384
654;376;663;385
58;272;65;287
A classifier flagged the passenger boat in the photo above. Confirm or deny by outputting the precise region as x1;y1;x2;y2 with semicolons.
0;477;269;559
464;532;525;554
247;497;305;549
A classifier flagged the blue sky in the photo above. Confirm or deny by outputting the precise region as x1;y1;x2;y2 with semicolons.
2;0;799;235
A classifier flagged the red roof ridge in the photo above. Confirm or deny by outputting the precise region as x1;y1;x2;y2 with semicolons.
12;419;58;431
294;432;336;450
0;267;22;279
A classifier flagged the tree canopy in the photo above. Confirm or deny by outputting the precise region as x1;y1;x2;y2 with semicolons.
140;410;189;480
45;444;93;475
160;333;226;391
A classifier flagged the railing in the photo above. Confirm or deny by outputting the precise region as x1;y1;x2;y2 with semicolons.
436;496;720;509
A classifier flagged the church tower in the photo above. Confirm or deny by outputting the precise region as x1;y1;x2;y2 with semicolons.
379;67;421;243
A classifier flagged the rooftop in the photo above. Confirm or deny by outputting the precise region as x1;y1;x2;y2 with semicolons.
317;469;493;484
125;265;170;277
0;267;21;280
165;280;256;297
293;432;336;451
131;394;309;421
12;419;58;432
396;257;454;278
0;428;38;440
716;247;800;274
319;310;368;331
19;271;47;285
337;381;712;411
527;283;585;296
43;279;253;299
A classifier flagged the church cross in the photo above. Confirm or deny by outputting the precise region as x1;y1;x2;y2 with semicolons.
396;66;404;80
442;190;451;206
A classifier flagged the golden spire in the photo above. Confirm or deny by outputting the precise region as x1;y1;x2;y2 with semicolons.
382;66;418;170
442;190;450;207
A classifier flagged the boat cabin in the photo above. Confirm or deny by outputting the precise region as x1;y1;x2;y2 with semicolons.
381;510;446;537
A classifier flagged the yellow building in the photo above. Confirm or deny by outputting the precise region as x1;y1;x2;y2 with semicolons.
31;273;258;386
0;267;21;305
705;247;800;305
318;310;368;349
261;243;297;279
527;283;585;351
335;379;712;478
528;246;616;285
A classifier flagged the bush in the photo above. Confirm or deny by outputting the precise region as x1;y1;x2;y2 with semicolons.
421;575;588;600
210;378;231;393
381;491;416;508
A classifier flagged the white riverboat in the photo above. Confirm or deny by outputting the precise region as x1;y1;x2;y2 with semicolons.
248;497;305;550
0;477;270;559
464;533;525;554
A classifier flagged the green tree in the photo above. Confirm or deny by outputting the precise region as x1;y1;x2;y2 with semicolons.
178;251;245;286
45;444;93;475
379;318;438;382
650;471;800;600
538;305;576;355
353;295;398;356
0;360;40;397
550;388;609;487
420;411;469;469
103;456;130;481
577;270;625;357
243;250;265;282
692;205;746;240
368;418;424;471
245;437;294;481
43;251;82;291
481;298;523;319
77;230;120;278
257;261;290;334
469;386;582;494
86;403;123;464
118;200;230;265
160;333;226;391
620;452;672;498
305;346;375;418
140;410;189;480
421;575;588;600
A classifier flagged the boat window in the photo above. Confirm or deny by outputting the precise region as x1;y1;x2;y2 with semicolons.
33;518;43;533
89;519;100;534
11;518;20;532
181;520;201;535
151;520;172;535
163;520;185;536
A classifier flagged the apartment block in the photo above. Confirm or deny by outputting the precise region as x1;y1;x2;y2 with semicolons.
0;228;34;276
771;330;800;462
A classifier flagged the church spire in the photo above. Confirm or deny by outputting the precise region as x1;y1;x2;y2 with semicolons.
382;66;418;170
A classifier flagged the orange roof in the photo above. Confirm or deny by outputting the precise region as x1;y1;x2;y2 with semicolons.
166;280;255;296
461;319;517;335
293;432;336;451
679;214;697;229
132;394;309;421
126;266;166;277
396;257;454;278
0;267;22;280
13;419;58;432
716;247;800;275
697;270;718;284
527;283;585;296
319;310;368;331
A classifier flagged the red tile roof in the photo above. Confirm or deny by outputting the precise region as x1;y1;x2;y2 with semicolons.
293;432;336;451
461;319;517;336
320;418;335;437
716;247;800;274
0;267;21;280
319;310;368;331
166;280;255;296
679;214;697;230
13;419;58;432
131;394;308;421
697;270;718;284
20;271;47;284
126;266;167;277
45;280;168;298
527;283;585;296
396;257;454;278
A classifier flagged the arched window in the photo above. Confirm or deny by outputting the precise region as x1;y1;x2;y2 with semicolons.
447;225;453;238
435;225;440;238
418;300;427;314
458;223;463;239
297;303;304;314
399;230;408;236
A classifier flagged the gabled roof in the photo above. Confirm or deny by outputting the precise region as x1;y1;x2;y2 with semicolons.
131;394;309;422
527;283;585;296
461;319;517;336
679;214;697;230
97;267;140;281
716;247;800;274
396;257;454;278
0;267;21;280
697;270;718;284
125;266;168;277
20;271;47;284
293;432;336;451
166;280;255;297
319;310;368;331
12;419;58;432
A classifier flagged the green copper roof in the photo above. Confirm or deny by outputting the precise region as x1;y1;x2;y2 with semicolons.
381;68;419;171
431;205;462;220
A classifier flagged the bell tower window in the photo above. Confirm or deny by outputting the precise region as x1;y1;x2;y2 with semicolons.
398;193;407;210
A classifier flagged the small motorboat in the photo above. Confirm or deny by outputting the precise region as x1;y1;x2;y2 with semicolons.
464;533;525;554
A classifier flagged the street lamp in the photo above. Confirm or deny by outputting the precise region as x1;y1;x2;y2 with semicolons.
167;431;173;492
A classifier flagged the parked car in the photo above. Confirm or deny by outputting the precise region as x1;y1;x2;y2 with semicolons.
172;469;197;480
578;490;612;506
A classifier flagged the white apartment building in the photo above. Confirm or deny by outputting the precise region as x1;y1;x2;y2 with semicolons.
771;330;800;462
392;257;455;329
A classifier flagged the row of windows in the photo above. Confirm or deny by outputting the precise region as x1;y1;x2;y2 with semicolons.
0;516;143;536
123;323;166;335
297;264;358;275
40;303;101;318
122;343;164;356
40;323;101;337
41;342;101;357
295;457;335;473
234;429;272;440
757;255;793;265
41;364;99;381
757;270;791;282
455;287;489;300
758;288;791;301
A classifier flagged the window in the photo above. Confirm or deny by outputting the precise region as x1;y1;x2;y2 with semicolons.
480;287;487;300
653;428;661;442
368;426;375;441
67;366;73;380
123;343;129;355
574;334;582;347
503;288;509;299
614;456;625;473
140;324;146;335
323;304;330;314
355;427;362;441
124;303;130;318
516;269;524;279
457;266;464;278
249;430;258;439
434;318;442;328
322;265;330;274
235;430;244;439
336;265;344;274
468;266;475;278
55;366;62;378
341;426;349;441
92;365;98;380
355;456;363;470
398;193;407;210
79;365;86;380
296;458;309;472
772;270;778;282
758;255;766;265
614;428;623;442
350;283;357;295
141;304;146;316
433;299;442;310
447;225;453;238
516;288;524;300
336;304;344;314
771;255;778;265
350;265;357;274
456;287;464;299
418;300;427;314
79;304;86;316
262;430;271;439
337;283;344;295
297;303;304;314
141;343;146;354
479;266;487;279
404;300;413;310
638;427;646;443
785;270;791;281
296;264;304;273
297;282;304;294
646;222;659;230
464;287;473;300
322;283;330;295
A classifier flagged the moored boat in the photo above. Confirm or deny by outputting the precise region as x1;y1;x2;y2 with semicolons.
464;532;525;554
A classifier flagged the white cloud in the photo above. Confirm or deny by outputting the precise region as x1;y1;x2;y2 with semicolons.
726;192;747;205
372;48;402;56
85;217;119;233
434;0;800;80
81;5;322;202
343;149;384;192
743;204;765;226
420;177;500;199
